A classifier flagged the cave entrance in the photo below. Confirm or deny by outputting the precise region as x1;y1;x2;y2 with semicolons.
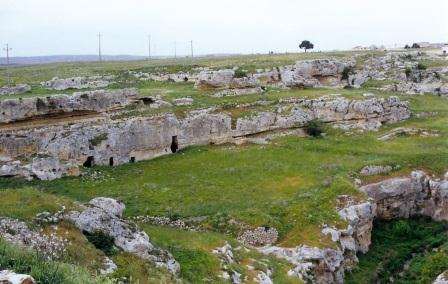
170;136;178;153
130;157;136;163
109;157;114;166
83;156;94;168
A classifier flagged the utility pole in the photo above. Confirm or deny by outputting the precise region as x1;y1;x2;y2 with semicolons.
190;40;194;58
148;35;151;60
97;33;102;62
3;44;12;86
174;41;177;59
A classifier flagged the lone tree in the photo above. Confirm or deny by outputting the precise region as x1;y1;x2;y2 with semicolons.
404;44;410;49
299;40;314;52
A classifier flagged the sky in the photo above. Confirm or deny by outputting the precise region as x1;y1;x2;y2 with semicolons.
1;0;447;57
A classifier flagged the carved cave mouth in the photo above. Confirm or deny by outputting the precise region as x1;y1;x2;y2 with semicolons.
170;136;178;153
83;156;94;168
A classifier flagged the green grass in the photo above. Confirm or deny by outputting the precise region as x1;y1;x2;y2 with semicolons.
0;239;110;284
346;218;448;284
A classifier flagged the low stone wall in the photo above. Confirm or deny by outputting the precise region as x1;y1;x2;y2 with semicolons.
0;89;138;124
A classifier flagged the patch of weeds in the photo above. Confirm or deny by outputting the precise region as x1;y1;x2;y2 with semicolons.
83;230;117;256
304;119;325;137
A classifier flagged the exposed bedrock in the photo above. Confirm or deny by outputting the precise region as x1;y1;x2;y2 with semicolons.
0;88;138;124
360;170;448;221
65;197;180;274
0;96;410;180
195;59;355;90
261;170;448;283
41;76;114;90
0;84;31;96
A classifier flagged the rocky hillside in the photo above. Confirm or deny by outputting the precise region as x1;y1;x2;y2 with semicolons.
0;49;448;283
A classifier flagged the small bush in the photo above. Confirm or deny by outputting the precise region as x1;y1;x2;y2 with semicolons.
234;68;247;78
405;67;412;78
417;62;427;70
304;120;324;138
83;230;116;256
341;66;354;81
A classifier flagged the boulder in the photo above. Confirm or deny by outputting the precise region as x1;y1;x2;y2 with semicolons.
434;271;448;284
65;197;180;274
0;270;35;284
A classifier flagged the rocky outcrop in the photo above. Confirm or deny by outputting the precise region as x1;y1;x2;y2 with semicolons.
0;89;138;124
360;170;448;221
41;76;114;90
0;96;410;180
378;127;439;141
0;270;35;284
259;199;376;283
0;84;31;96
65;197;180;274
281;59;351;88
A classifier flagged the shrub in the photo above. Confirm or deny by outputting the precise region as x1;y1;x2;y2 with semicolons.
417;62;427;70
83;230;116;256
341;66;354;81
405;67;412;78
234;68;247;78
304;120;324;138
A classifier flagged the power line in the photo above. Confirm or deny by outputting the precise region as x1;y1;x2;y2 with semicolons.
3;44;12;86
97;33;102;62
149;35;152;60
174;41;177;59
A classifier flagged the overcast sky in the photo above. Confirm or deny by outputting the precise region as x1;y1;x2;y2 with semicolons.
1;0;447;57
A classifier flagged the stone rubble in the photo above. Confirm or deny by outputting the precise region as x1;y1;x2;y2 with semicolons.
64;197;180;274
237;227;278;246
0;217;69;260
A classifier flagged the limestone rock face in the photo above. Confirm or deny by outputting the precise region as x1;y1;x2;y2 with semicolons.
195;70;235;89
41;76;113;90
259;245;345;283
0;96;410;181
0;88;138;123
65;197;180;274
0;84;31;96
360;171;448;222
0;270;35;284
281;59;350;88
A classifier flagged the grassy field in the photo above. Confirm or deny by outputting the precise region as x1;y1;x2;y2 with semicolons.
1;51;448;282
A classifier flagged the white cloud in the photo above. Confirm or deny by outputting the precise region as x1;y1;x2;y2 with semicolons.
0;0;447;56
